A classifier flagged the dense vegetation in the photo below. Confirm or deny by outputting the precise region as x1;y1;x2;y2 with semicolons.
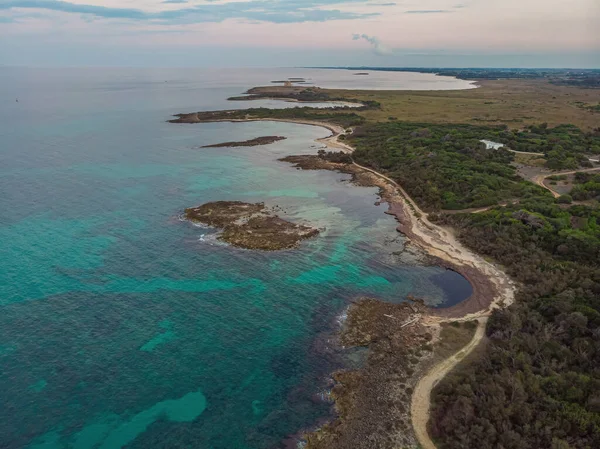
171;107;365;129
429;197;600;449
229;87;381;109
347;121;548;210
571;172;600;202
494;124;600;169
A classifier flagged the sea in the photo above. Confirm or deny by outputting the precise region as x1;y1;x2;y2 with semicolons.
0;67;475;449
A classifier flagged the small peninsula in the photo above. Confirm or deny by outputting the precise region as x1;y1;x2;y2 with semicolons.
225;86;373;107
184;201;319;251
201;136;286;148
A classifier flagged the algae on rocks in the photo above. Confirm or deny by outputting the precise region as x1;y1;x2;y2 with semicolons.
184;201;319;251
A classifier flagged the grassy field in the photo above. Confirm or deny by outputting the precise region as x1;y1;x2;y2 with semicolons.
327;79;600;130
513;152;547;167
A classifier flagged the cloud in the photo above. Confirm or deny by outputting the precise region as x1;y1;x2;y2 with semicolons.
0;0;379;24
352;33;392;55
162;0;188;4
404;10;454;14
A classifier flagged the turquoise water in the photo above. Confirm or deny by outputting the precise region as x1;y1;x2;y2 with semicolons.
0;68;472;449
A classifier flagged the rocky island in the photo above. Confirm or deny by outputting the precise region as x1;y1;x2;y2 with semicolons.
184;201;319;250
201;136;286;148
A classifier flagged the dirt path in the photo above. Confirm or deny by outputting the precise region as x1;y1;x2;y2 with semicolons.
510;149;600;164
352;161;512;307
411;317;488;449
441;200;519;215
533;166;600;198
489;145;600;198
346;149;515;449
509;149;547;156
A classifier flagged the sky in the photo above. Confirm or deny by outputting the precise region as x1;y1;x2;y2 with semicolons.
0;0;599;67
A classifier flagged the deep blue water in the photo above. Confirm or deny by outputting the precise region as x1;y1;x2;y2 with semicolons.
0;67;472;449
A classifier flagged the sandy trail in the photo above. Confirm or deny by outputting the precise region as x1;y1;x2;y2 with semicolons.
509;149;548;156
441;200;518;215
411;317;488;449
533;166;600;198
352;161;515;318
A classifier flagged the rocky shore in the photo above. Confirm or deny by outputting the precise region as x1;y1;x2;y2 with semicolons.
280;153;514;318
279;155;379;188
275;151;514;448
184;201;319;251
305;298;430;449
303;298;477;449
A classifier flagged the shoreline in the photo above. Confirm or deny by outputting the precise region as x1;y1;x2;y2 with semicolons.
354;164;514;318
172;116;355;153
194;116;515;317
272;119;516;448
170;114;517;449
229;95;363;108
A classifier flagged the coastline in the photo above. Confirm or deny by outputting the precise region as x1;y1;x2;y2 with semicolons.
192;116;515;317
271;118;517;448
269;118;515;446
230;96;362;108
171;115;355;153
170;114;517;449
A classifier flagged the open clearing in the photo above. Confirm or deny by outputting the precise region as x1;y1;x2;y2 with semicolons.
330;79;600;130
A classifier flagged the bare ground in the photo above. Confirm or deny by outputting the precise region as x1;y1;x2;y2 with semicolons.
532;166;600;198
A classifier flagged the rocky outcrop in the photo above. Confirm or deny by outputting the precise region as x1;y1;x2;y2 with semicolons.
201;136;286;148
184;201;319;251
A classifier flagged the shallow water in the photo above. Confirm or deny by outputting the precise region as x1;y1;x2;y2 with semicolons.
0;67;473;449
